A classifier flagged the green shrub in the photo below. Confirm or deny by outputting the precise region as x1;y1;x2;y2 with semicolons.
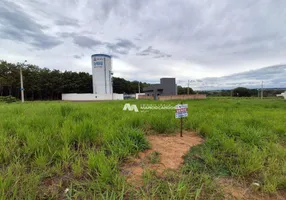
0;96;17;103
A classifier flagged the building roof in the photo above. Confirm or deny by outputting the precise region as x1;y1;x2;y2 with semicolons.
91;54;112;58
143;77;176;93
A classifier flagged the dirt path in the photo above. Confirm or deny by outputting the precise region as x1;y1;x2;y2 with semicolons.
121;132;286;199
121;131;203;183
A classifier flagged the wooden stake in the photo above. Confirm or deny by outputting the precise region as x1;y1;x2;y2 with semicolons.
180;101;183;137
180;116;183;137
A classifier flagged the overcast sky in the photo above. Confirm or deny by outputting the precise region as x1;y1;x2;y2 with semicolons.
1;0;286;89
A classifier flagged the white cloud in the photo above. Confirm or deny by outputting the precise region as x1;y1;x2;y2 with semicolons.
0;0;286;89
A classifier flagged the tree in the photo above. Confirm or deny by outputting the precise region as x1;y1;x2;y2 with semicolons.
177;86;195;94
233;87;251;97
0;60;151;100
0;61;19;96
113;77;149;94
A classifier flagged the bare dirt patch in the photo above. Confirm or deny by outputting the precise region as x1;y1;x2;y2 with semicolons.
218;178;286;200
39;175;71;199
121;131;203;184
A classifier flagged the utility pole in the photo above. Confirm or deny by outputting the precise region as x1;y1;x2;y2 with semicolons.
20;60;27;103
261;81;264;99
112;79;113;100
187;80;190;95
138;81;140;93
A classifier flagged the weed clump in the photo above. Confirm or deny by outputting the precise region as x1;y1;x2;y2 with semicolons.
0;96;17;103
147;151;161;164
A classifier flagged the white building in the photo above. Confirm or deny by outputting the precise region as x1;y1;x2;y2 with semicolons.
136;93;145;99
277;91;286;99
62;54;123;101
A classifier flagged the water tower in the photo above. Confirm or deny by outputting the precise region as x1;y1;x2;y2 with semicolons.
62;54;123;101
91;54;113;94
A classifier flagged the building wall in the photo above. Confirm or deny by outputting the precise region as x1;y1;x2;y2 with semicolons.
135;93;145;99
144;90;163;96
160;78;177;95
277;91;286;99
62;93;123;101
143;78;177;96
138;95;153;99
138;94;206;100
158;94;206;100
91;54;112;94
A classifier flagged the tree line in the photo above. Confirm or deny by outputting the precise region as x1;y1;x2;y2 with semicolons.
0;60;149;100
1;60;283;100
177;86;195;94
200;87;284;97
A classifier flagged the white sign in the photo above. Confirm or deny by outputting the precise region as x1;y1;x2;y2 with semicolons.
93;57;104;68
175;104;188;118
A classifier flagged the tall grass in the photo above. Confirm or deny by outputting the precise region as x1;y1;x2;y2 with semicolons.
184;99;286;194
0;98;285;199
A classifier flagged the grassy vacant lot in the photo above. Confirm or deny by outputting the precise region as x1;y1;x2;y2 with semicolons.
0;98;285;199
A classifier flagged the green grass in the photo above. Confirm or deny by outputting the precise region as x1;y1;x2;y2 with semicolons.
147;151;161;164
0;98;285;199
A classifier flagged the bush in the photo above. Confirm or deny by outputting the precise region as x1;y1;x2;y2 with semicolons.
233;87;251;97
0;96;17;103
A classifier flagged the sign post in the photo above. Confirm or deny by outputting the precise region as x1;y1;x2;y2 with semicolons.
180;114;183;137
175;103;188;137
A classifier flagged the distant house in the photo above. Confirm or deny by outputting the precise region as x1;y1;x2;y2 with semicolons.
123;94;136;99
277;91;286;99
143;78;177;98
